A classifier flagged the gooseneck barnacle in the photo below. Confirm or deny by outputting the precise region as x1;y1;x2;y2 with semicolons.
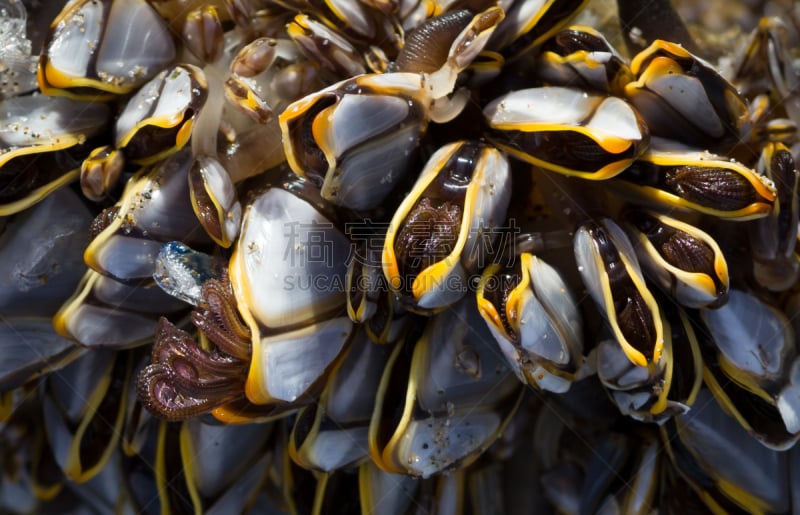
3;0;800;512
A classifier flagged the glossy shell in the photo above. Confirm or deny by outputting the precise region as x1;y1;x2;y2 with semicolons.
229;177;354;405
623;209;729;308
476;252;583;392
749;142;799;290
114;65;208;165
488;0;590;59
368;298;522;477
280;72;431;210
625;40;749;148
574;218;663;368
536;25;633;96
188;155;242;248
38;0;176;100
84;149;208;282
0;95;109;215
484;87;649;179
612;145;777;220
382;140;511;311
289;330;391;471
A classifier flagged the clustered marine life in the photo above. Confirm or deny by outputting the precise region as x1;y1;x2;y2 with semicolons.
2;0;800;512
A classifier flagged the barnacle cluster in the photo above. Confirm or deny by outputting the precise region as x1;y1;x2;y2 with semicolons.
2;0;800;512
